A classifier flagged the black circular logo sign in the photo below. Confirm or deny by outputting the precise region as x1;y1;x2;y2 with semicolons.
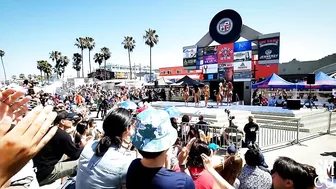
209;9;243;44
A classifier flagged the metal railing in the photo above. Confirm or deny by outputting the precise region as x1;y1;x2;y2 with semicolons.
178;111;336;152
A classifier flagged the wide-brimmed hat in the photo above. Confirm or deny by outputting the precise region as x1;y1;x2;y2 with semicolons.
132;108;177;152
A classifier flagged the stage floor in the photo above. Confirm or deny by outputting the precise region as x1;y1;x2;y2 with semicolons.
151;101;325;116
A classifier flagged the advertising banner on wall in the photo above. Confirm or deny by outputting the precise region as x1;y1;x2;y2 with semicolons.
203;64;218;74
258;36;280;64
233;61;252;81
203;54;218;64
234;51;252;62
218;64;233;82
203;73;218;81
183;45;197;67
203;46;217;56
217;43;234;63
234;41;252;52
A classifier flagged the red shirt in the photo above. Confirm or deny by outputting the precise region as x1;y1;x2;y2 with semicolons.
189;167;215;189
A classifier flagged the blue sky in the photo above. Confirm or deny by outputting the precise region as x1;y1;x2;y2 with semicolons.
0;0;335;79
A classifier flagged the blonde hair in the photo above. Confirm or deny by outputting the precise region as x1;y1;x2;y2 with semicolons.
220;155;243;185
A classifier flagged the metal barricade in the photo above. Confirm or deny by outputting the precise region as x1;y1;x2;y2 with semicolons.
178;122;243;150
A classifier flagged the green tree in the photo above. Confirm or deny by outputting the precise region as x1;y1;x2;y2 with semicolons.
43;61;52;83
11;75;16;81
53;55;69;79
49;51;61;78
27;74;32;80
122;36;136;79
100;47;111;80
19;73;25;80
85;37;95;74
72;53;82;78
37;60;45;82
143;28;159;82
75;37;87;77
0;50;7;82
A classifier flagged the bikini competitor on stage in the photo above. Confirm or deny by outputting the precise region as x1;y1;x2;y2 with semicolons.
184;85;189;106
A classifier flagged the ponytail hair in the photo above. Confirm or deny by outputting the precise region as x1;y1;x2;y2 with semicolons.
95;108;133;156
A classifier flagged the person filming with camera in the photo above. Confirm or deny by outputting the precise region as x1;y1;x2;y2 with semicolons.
243;116;259;147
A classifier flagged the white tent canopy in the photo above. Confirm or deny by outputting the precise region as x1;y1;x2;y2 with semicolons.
144;77;173;86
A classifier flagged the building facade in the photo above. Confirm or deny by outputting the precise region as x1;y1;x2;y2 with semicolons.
95;63;159;79
159;66;203;81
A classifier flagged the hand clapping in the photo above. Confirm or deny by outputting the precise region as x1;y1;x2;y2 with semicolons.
0;89;58;187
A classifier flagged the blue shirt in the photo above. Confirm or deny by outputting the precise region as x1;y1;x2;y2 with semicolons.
76;141;136;189
126;158;195;189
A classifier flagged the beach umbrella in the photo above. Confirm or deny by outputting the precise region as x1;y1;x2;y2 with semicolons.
163;106;181;118
120;100;137;110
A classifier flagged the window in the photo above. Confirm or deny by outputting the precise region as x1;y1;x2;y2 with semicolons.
188;70;193;73
176;70;182;74
160;71;166;74
167;70;172;74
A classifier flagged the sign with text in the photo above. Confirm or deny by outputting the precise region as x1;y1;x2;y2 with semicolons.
203;46;218;56
234;41;252;52
233;61;252;81
183;58;197;67
258;36;280;64
203;64;218;74
203;55;218;64
217;43;234;63
234;50;252;62
183;45;198;67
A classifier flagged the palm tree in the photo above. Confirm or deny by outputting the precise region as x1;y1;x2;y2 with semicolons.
122;36;136;80
37;60;44;82
59;56;69;78
49;51;61;78
11;75;16;81
0;50;7;82
143;28;159;82
75;37;87;77
19;73;25;80
72;53;82;78
27;74;32;80
93;52;104;79
43;61;52;83
85;37;95;74
100;47;111;80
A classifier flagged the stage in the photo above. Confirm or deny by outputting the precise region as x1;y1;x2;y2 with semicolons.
151;101;325;116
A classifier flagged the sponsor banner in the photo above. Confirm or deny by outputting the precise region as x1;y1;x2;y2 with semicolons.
183;45;197;59
234;50;252;62
183;45;197;67
203;73;218;81
183;58;197;67
258;36;280;64
203;46;218;56
233;61;252;81
203;64;218;74
224;67;234;82
197;47;204;57
203;55;218;64
234;41;252;52
217;43;234;63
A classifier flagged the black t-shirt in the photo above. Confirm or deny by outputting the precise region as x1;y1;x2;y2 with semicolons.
33;128;83;182
126;158;195;189
244;122;259;139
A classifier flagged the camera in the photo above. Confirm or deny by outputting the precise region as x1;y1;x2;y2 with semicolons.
224;109;235;121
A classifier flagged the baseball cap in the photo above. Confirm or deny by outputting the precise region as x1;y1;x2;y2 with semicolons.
53;110;77;125
132;108;177;152
227;145;237;154
208;143;220;151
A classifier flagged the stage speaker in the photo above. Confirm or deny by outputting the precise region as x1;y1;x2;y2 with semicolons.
154;80;158;88
307;74;315;84
287;99;301;110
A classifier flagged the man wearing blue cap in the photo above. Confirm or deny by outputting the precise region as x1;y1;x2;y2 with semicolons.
126;108;195;189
